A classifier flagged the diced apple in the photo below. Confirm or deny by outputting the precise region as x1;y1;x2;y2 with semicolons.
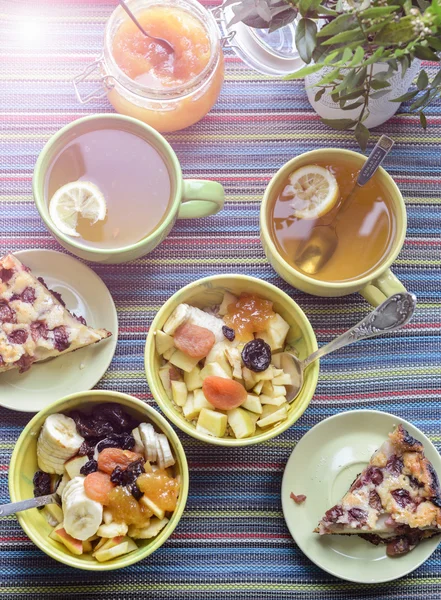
272;384;287;397
218;291;238;316
259;394;287;407
159;363;173;398
93;537;108;551
272;368;284;377
97;522;128;538
134;517;169;539
260;404;281;418
132;427;144;454
128;524;143;538
86;534;99;542
182;393;199;420
44;503;64;525
241;394;263;414
169;350;200;373
256;313;290;351
184;365;203;391
257;405;288;428
93;535;126;554
51;525;83;556
272;373;292;386
252;380;264;395
200;362;231;381
163;304;190;335
140;495;165;520
83;540;93;553
193;389;215;412
155;330;175;355
227;408;256;439
171;380;188;407
242;367;257;390
261;381;274;396
50;474;61;493
254;367;275;382
197;408;227;438
64;455;89;479
42;506;59;527
163;346;176;361
103;509;113;525
205;341;230;364
225;347;242;379
56;472;70;497
94;541;131;563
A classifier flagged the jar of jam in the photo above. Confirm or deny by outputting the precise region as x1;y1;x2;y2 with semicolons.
74;0;225;133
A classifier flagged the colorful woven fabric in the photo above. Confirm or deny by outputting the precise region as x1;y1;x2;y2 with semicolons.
1;1;441;598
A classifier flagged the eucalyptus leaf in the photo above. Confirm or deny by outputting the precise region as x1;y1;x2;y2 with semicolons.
375;16;415;45
419;111;427;130
410;90;430;110
427;36;441;51
370;79;391;90
414;45;440;61
353;66;368;88
390;89;420;102
316;13;358;38
370;89;392;99
431;69;441;88
284;63;324;79
341;100;365;110
315;88;326;102
355;122;370;151
268;9;298;32
316;67;343;86
299;0;322;16
322;30;365;46
321;118;357;130
338;88;366;102
349;46;364;67
417;70;429;91
361;5;400;17
296;18;318;64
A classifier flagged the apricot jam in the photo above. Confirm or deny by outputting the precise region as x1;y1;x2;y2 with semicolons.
137;470;180;512
107;486;153;527
224;293;276;341
112;7;211;89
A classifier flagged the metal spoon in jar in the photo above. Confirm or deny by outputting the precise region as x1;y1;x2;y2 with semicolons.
0;493;61;518
118;0;174;54
272;292;416;404
294;135;395;276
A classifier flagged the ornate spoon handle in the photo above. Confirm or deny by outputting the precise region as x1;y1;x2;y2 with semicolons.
0;494;59;517
302;292;417;370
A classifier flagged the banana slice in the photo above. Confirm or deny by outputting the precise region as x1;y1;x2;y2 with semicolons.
155;436;165;469
43;414;84;454
56;473;70;497
131;427;144;455
163;304;190;335
64;491;103;541
62;476;86;505
139;423;157;462
157;434;175;469
37;447;67;475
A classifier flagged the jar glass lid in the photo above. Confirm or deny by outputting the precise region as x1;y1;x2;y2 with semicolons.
218;4;305;77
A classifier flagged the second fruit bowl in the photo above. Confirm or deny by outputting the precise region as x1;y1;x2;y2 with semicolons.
144;274;319;446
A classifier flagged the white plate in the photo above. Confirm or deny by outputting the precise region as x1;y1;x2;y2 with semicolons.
281;410;441;583
0;249;118;412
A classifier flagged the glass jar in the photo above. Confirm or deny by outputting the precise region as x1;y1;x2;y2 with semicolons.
74;0;224;133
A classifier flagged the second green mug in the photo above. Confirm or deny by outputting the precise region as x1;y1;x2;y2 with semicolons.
33;114;224;264
260;149;408;306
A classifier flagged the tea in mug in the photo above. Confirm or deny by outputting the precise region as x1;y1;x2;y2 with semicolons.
45;127;172;249
268;157;397;282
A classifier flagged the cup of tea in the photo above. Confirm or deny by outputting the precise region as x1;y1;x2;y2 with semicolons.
33;114;224;264
260;149;407;306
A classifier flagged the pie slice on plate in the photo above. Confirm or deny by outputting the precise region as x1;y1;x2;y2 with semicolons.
0;253;111;373
315;424;441;556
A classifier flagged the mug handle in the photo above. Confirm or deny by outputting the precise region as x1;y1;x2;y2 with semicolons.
360;268;407;306
178;180;224;219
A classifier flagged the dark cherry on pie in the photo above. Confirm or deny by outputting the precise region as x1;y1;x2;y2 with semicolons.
0;253;111;374
315;424;441;556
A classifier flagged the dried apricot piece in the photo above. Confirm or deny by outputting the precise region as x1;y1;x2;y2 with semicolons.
97;447;143;474
174;322;215;359
202;376;247;410
84;472;114;505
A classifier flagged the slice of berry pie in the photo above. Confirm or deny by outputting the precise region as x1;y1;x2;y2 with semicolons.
0;253;111;374
315;424;441;556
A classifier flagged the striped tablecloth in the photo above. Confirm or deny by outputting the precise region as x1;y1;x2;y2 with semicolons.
1;1;440;598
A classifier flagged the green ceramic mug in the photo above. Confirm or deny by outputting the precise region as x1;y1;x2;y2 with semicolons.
260;149;407;306
33;114;224;264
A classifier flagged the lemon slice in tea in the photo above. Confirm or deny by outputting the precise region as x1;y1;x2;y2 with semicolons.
49;181;107;237
284;165;339;220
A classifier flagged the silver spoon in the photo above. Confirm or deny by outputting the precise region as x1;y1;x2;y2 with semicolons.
0;493;61;518
118;0;174;54
295;135;395;276
272;292;417;403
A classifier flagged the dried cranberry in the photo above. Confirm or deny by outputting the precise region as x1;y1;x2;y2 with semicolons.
78;440;95;458
348;508;368;525
391;489;412;508
241;339;272;373
8;329;28;344
130;483;143;501
15;354;34;372
70;411;99;440
369;490;383;511
363;466;384;486
110;466;124;486
325;505;344;523
33;471;51;499
0;268;14;283
222;326;235;342
80;459;98;475
386;455;404;476
53;326;70;352
96;433;135;454
31;321;48;342
11;286;36;304
387;537;411;556
122;458;145;485
98;404;134;433
350;476;363;491
73;314;87;325
0;301;15;324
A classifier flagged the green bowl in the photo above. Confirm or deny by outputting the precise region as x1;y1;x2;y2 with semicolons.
144;274;319;446
8;390;189;571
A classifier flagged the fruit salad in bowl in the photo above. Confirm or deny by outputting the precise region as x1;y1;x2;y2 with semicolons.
145;275;319;446
8;391;188;570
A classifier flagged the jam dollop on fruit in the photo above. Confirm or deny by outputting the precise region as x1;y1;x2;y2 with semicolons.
223;293;275;341
107;486;153;527
137;470;180;512
241;339;272;373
